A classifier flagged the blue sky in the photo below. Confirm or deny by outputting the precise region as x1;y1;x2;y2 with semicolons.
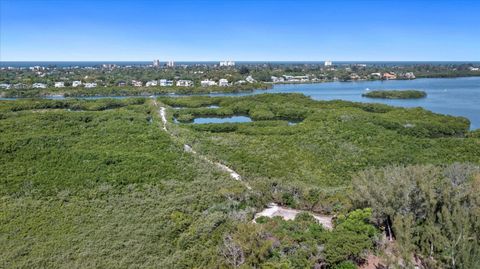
1;0;479;61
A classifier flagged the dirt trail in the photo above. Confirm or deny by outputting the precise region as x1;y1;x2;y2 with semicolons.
184;144;251;189
159;107;167;132
153;99;251;189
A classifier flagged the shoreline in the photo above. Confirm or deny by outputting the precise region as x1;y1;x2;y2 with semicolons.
2;76;480;99
2;77;479;131
271;75;480;85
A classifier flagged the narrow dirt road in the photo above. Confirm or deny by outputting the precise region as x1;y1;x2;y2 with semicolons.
159;107;167;132
184;144;251;189
153;99;251;189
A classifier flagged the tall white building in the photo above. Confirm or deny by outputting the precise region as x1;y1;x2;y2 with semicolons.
219;61;235;67
153;59;160;67
324;60;333;66
166;61;175;67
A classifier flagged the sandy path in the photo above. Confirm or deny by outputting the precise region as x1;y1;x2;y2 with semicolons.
153;99;168;132
159;107;167;131
153;99;250;189
184;144;251;190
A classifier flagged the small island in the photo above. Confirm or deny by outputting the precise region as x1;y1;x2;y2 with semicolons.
362;90;427;99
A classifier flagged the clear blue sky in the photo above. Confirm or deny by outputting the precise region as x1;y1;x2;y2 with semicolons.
1;0;479;61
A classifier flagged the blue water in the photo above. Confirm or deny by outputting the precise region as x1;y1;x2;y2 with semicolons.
241;77;480;130
193;116;252;124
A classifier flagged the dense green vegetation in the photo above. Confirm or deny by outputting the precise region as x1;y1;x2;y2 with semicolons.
362;90;427;99
0;98;146;113
352;164;480;268
2;94;479;268
0;98;250;268
162;94;480;267
0;83;271;98
226;208;378;268
163;94;476;204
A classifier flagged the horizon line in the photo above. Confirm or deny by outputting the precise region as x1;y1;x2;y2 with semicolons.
2;60;480;62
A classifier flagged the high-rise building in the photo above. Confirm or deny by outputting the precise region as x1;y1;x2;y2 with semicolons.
324;60;333;66
219;61;235;67
153;59;160;67
166;60;175;67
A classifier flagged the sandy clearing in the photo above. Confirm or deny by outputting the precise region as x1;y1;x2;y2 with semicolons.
253;203;333;230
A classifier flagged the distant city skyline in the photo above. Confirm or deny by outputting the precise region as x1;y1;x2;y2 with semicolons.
1;0;479;61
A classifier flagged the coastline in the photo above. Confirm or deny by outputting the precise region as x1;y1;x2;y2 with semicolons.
269;74;480;85
2;76;480;99
2;76;479;130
